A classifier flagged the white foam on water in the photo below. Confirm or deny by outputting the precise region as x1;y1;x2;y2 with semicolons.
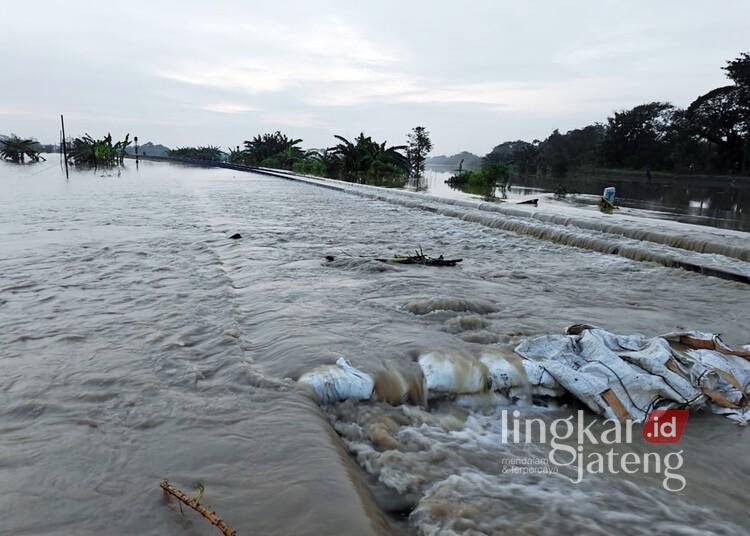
327;402;744;535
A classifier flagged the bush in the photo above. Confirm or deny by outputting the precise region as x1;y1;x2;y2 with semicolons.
446;162;510;197
168;146;224;161
292;159;326;176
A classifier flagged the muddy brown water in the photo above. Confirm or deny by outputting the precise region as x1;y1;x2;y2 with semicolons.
1;159;749;535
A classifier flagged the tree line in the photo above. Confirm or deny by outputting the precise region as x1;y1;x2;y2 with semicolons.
484;52;750;178
6;52;747;181
169;127;433;187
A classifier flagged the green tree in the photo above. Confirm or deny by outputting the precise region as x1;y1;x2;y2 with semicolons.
329;133;409;184
406;126;433;178
242;131;303;169
723;52;750;92
484;140;540;177
601;102;677;169
723;52;750;173
686;52;750;173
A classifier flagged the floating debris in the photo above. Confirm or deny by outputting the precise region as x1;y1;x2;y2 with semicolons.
160;480;236;536
326;247;462;267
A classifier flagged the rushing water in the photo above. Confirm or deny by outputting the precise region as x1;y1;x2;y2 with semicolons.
422;168;750;232
1;158;749;535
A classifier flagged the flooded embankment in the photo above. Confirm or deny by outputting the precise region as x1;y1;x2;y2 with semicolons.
423;166;750;233
258;167;750;282
1;159;749;535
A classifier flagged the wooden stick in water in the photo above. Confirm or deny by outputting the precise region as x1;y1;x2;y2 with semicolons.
60;114;69;179
160;480;237;536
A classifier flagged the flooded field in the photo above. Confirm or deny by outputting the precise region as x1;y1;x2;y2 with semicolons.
1;159;749;535
422;168;750;232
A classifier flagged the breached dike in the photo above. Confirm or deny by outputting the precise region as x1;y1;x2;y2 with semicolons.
251;168;750;283
264;169;750;264
297;326;750;424
136;157;750;282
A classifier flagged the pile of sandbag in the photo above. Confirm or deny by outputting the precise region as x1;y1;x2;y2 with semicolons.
297;326;750;423
298;350;562;407
517;325;750;423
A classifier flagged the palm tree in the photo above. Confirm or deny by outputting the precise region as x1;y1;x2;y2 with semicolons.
242;131;304;168
329;133;408;183
330;134;365;178
227;146;244;164
307;148;342;178
0;135;44;163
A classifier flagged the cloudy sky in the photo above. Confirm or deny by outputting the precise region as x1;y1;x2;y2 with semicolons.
1;1;748;155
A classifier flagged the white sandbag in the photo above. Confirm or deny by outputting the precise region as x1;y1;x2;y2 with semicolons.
519;360;566;397
298;357;374;404
516;327;750;423
418;351;488;394
478;350;564;399
688;349;750;392
478;350;526;391
296;328;750;424
662;330;750;359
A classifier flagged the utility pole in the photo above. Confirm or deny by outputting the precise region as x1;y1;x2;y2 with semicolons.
60;114;69;179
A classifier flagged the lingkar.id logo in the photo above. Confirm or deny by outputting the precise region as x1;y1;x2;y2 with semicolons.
643;409;689;444
501;409;688;492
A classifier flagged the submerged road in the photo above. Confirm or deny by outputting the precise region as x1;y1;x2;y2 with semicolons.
134;156;750;284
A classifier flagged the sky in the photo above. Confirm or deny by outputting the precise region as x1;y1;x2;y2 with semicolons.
1;1;748;155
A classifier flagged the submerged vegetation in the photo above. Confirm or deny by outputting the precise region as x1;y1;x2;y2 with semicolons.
327;133;409;185
447;162;510;198
0;135;44;163
223;130;415;186
68;133;130;167
168;146;224;161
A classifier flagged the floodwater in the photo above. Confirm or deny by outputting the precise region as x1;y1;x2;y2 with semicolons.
1;158;749;535
422;168;750;232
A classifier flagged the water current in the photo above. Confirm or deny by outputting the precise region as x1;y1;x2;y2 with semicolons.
1;159;748;535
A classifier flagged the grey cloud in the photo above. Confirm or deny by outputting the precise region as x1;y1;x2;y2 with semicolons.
1;0;748;154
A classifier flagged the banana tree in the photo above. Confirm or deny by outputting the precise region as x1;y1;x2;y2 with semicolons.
68;133;131;168
242;131;304;168
330;133;409;183
0;135;45;163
